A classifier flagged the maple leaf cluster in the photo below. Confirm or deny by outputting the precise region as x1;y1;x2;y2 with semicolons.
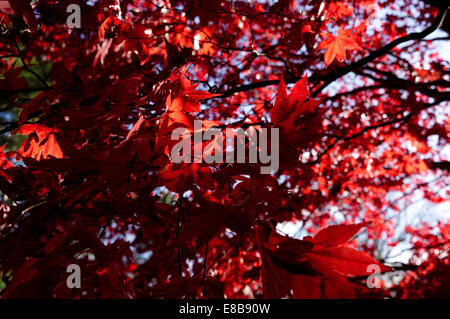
0;0;449;299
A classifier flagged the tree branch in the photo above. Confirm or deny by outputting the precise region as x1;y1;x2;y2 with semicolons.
217;7;448;100
310;6;449;97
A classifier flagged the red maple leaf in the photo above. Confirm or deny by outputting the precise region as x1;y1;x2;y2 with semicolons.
0;144;13;172
14;124;64;160
326;2;354;20
258;222;391;298
271;75;320;130
317;26;362;66
98;15;122;40
0;0;37;31
169;66;220;113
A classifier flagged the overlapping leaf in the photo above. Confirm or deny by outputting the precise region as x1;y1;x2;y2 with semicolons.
259;222;391;298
